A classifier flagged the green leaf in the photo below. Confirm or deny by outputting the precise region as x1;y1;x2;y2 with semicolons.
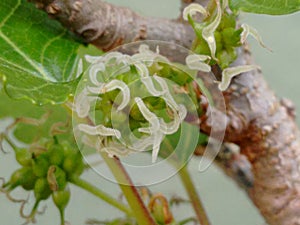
0;0;82;104
229;0;300;15
0;89;70;143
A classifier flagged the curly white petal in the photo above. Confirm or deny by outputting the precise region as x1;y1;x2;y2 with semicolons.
135;62;150;78
78;124;121;139
186;54;211;72
241;24;272;52
183;3;209;21
135;97;160;133
138;127;152;134
153;75;180;111
87;84;105;95
141;76;165;96
102;80;130;111
89;63;106;86
104;52;124;62
152;132;165;163
202;1;222;60
160;104;187;134
75;88;92;118
219;65;260;91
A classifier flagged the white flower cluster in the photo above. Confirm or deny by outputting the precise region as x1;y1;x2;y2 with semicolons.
183;1;264;91
74;45;187;163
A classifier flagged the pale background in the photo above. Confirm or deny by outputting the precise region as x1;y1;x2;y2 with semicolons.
0;1;300;224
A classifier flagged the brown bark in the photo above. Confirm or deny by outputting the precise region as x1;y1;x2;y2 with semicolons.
29;0;194;51
200;48;300;225
28;0;300;224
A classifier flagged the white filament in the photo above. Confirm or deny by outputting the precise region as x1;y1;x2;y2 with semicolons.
89;62;106;86
135;62;150;77
241;24;272;52
135;97;160;133
75;88;98;118
78;124;121;139
202;1;222;60
141;76;165;96
102;80;130;111
153;75;179;111
186;54;211;72
219;65;260;91
183;3;209;21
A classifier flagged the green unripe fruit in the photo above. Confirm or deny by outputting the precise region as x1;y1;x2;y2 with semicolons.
15;148;32;167
9;167;37;191
47;165;67;191
34;178;52;201
48;144;65;166
52;187;70;211
32;153;50;178
63;152;84;178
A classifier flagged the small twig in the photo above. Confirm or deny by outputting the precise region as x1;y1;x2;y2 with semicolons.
178;165;211;225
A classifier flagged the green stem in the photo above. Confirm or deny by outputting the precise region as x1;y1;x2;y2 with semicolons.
70;176;133;216
100;152;157;225
178;165;211;225
59;208;64;225
66;102;157;225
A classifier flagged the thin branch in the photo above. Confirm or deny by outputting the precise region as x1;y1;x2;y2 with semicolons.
70;176;133;216
28;0;194;51
178;165;211;225
100;153;158;225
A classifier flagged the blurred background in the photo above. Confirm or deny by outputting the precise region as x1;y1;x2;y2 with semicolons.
0;0;299;224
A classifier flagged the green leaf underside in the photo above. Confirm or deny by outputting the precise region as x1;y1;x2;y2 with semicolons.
0;0;82;104
229;0;300;15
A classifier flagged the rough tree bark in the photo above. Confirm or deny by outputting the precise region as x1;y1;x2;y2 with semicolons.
27;0;300;224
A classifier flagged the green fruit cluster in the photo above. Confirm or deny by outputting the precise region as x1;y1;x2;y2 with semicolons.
2;138;85;225
192;12;243;69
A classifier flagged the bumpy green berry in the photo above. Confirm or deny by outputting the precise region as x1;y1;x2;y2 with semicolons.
52;187;71;225
9;167;37;191
34;178;52;201
52;187;70;212
15;148;32;167
63;151;84;178
48;144;65;166
32;153;50;178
